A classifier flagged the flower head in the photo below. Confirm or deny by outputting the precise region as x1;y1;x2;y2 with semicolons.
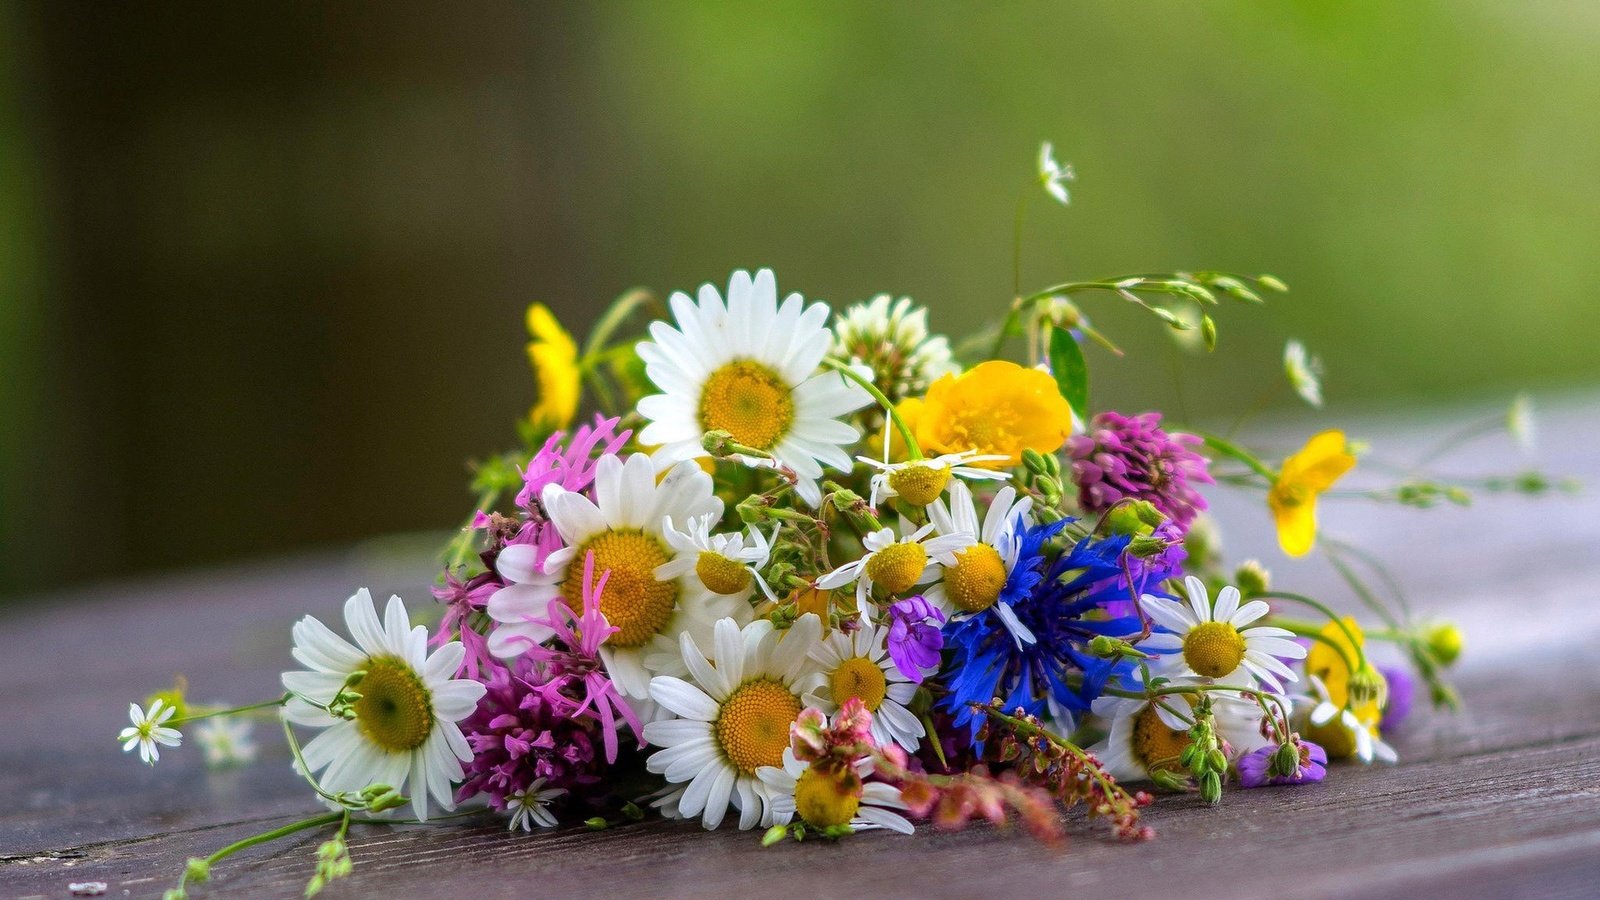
456;655;604;817
804;620;926;751
758;747;914;835
525;303;580;433
506;778;568;831
1283;340;1324;409
859;449;1010;508
1067;411;1213;529
831;294;957;404
1301;617;1396;764
195;716;257;768
886;595;946;683
119;699;182;766
281;590;488;821
1269;430;1356;557
1238;735;1328;788
634;268;872;506
1136;576;1306;692
642;615;826;830
1037;142;1075;205
915;361;1073;468
657;514;776;600
816;521;969;616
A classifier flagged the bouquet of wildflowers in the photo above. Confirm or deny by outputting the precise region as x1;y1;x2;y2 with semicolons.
119;147;1563;898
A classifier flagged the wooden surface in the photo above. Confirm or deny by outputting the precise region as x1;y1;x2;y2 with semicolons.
3;396;1597;900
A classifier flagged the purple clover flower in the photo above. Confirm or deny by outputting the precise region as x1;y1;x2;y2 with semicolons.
887;595;946;683
1067;411;1213;528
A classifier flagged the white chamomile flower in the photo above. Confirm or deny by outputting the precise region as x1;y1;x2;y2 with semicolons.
1306;674;1397;765
119;699;182;766
859;448;1011;508
281;589;488;822
831;294;957;403
195;715;257;768
1137;576;1306;692
642;615;826;830
635;268;873;506
1283;339;1325;408
816;521;970;616
657;513;778;602
803;620;924;752
758;748;914;834
487;453;739;704
507;777;567;831
1090;682;1270;783
924;481;1034;643
1038;141;1075;205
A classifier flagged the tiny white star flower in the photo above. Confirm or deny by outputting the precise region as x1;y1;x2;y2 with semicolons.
195;715;257;768
507;777;568;831
1038;141;1075;205
118;699;182;766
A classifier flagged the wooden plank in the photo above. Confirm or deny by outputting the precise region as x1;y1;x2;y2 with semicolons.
2;396;1595;898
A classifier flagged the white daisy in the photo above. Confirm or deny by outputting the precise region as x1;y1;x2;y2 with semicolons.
758;748;914;834
487;453;737;704
118;700;182;766
195;716;257;768
831;293;957;403
642;614;826;830
1305;674;1397;765
859;448;1010;508
656;513;778;602
803;620;924;752
1091;683;1270;783
635;268;873;506
506;777;567;831
1136;576;1306;692
1038;141;1075;205
815;521;970;617
923;481;1034;644
281;589;487;822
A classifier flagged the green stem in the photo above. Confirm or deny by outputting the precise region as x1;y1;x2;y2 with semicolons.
1252;591;1369;675
178;812;345;893
173;695;288;727
820;358;921;459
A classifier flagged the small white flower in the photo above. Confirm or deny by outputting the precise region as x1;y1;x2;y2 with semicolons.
816;521;970;617
119;699;182;766
831;294;958;403
507;777;568;831
1507;393;1536;455
804;620;925;752
858;449;1010;508
758;748;914;834
1136;576;1306;692
657;513;778;602
195;715;257;768
1283;340;1325;408
1038;141;1075;205
1091;680;1270;783
924;482;1035;646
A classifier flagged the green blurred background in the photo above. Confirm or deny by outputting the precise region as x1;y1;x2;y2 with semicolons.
2;1;1595;598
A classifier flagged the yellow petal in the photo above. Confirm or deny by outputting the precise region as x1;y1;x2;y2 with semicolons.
1272;494;1318;557
1283;429;1355;491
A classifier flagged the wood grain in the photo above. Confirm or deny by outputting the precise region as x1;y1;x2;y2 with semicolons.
2;396;1596;899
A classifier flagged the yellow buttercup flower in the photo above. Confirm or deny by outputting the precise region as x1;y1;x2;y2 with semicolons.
1268;429;1355;557
1304;617;1391;761
525;303;580;432
914;361;1072;468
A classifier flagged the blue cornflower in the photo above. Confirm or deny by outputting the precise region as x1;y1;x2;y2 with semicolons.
941;522;1177;748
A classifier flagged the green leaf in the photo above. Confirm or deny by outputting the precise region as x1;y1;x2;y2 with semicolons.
1046;326;1089;425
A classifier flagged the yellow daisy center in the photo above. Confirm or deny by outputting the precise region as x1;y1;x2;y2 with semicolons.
699;360;794;451
1131;703;1192;775
1182;621;1247;678
886;463;950;506
793;764;863;829
563;529;676;648
715;679;804;775
696;551;752;595
864;541;927;595
944;543;1007;613
829;656;888;712
353;655;434;753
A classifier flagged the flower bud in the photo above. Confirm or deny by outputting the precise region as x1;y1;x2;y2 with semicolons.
184;858;211;883
1105;501;1162;536
1347;665;1389;709
1233;560;1270;597
1199;771;1222;804
1128;535;1172;559
1423;621;1464;667
701;429;735;455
